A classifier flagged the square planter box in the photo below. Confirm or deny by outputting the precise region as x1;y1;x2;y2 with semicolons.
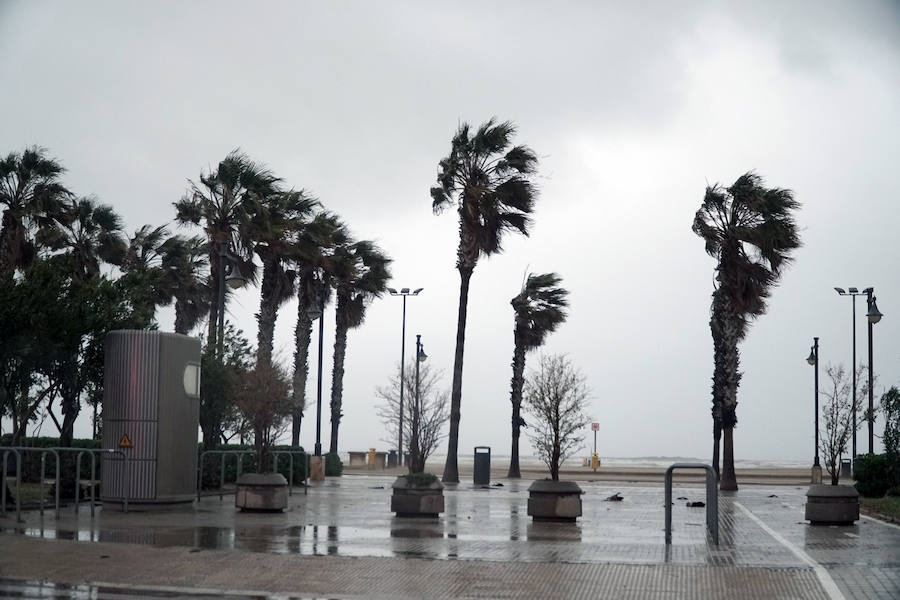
805;483;859;525
235;473;288;512
527;480;583;522
391;476;444;517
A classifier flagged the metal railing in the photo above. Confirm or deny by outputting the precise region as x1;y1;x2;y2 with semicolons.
0;447;60;517
197;449;310;501
1;448;22;522
664;462;718;545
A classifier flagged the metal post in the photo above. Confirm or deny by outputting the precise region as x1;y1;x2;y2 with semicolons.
399;295;407;466
2;449;22;522
814;338;820;467
220;453;225;501
866;291;875;455
315;276;325;457
852;295;857;463
664;463;719;545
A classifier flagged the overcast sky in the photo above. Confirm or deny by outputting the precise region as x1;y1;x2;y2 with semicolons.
2;1;899;465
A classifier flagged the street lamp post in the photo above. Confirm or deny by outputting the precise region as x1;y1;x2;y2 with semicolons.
807;337;821;484
834;287;866;466
865;288;883;455
217;243;247;359
409;334;427;473
388;287;423;467
309;274;327;458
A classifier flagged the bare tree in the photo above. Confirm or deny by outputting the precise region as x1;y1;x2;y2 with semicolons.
524;354;589;481
820;363;871;485
234;361;293;472
375;360;449;468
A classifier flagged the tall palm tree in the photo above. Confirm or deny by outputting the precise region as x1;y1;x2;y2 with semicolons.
38;196;127;445
327;239;392;454
0;147;71;276
160;234;209;335
693;172;801;490
430;118;539;482
290;212;347;446
120;224;171;327
507;272;568;478
174;150;281;348
247;190;319;368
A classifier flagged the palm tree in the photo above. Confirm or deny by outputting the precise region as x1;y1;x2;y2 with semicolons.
693;172;801;490
160;235;209;335
246;190;319;368
507;273;568;478
327;239;392;454
120;224;171;327
39;196;127;445
430;118;539;482
289;212;348;446
174;150;281;349
0;147;71;276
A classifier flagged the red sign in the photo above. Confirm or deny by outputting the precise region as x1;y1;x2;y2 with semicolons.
591;423;599;431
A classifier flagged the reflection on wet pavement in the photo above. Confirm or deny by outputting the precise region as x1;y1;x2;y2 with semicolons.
0;578;341;599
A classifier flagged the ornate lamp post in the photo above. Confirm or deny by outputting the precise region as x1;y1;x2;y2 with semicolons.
408;334;427;473
807;337;821;484
834;287;866;466
865;288;882;455
305;273;327;480
217;243;247;359
388;287;423;466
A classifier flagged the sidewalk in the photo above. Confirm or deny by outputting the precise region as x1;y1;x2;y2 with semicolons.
1;475;898;599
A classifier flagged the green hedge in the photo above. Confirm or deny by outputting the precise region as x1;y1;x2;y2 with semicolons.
855;453;890;498
325;452;343;476
199;444;308;490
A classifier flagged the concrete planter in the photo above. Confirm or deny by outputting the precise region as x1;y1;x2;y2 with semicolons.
235;473;288;512
391;475;444;517
527;480;583;522
805;483;859;525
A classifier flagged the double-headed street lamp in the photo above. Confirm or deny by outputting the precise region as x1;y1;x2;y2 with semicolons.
388;287;423;466
834;286;883;459
806;337;821;483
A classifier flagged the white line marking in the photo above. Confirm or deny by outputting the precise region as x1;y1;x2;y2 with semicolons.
861;514;900;531
734;501;845;600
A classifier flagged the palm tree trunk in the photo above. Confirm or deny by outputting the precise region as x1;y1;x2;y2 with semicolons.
721;426;737;490
256;262;277;368
291;295;312;447
329;301;349;455
508;338;526;478
442;266;473;483
207;251;220;347
0;211;18;278
174;302;189;335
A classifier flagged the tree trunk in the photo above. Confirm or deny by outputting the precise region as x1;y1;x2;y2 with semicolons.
207;250;220;350
442;266;473;483
507;338;526;478
174;302;189;334
720;426;738;490
59;398;78;447
329;296;349;455
256;261;277;368
291;290;312;447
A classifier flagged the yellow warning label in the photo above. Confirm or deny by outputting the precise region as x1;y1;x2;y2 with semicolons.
119;434;133;448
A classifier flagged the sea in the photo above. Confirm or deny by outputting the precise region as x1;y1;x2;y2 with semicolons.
418;453;808;470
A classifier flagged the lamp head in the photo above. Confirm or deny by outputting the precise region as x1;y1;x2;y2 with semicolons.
401;287;410;294
867;297;883;324
849;287;859;294
807;347;816;365
388;287;398;295
834;287;846;295
418;347;427;362
413;287;424;295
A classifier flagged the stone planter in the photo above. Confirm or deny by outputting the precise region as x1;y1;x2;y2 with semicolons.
805;483;859;525
527;480;583;522
235;472;288;512
391;475;444;517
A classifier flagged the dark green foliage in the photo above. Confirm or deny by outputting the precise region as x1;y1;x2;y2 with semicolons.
881;386;900;488
325;452;343;476
403;472;438;487
199;324;254;449
854;453;890;498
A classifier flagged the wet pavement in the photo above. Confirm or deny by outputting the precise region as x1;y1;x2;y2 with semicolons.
1;475;899;598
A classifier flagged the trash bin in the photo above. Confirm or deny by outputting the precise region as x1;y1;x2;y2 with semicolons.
474;446;491;486
840;458;852;480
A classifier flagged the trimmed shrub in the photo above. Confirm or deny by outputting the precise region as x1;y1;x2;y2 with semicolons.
198;444;307;490
855;453;889;498
325;452;343;476
1;436;103;499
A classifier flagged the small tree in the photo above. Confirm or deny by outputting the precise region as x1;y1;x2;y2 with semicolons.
375;359;449;471
881;386;900;488
820;364;870;485
234;361;292;472
524;354;589;481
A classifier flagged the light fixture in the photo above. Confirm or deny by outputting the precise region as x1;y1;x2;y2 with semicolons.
418;346;428;362
807;347;816;365
834;287;846;294
867;297;883;324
